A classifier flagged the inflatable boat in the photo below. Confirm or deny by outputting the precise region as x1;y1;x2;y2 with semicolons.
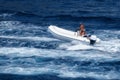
48;25;100;44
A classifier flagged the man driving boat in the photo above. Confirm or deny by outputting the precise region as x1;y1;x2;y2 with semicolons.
78;24;96;45
79;24;86;36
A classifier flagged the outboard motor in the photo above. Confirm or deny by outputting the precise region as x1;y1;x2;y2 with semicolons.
89;35;97;45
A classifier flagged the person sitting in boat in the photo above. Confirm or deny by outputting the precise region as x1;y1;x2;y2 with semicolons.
75;24;86;36
79;24;86;36
76;24;97;45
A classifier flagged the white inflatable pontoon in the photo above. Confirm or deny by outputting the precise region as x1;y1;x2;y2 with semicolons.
48;25;100;44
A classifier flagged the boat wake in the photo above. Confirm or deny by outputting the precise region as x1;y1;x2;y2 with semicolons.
58;30;120;53
58;39;120;53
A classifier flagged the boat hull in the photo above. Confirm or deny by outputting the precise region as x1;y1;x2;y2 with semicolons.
48;25;100;43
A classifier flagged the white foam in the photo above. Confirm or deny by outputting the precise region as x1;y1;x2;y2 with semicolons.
0;66;51;75
67;44;93;50
0;21;20;28
95;39;120;53
0;65;119;80
94;30;120;40
0;47;116;61
59;70;120;79
0;21;44;33
0;13;15;17
58;40;92;50
0;35;59;41
58;38;120;53
0;47;119;79
0;21;44;29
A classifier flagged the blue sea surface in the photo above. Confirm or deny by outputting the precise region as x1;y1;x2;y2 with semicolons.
0;0;120;80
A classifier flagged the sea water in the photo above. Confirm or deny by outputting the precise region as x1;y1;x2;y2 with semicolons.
0;0;120;80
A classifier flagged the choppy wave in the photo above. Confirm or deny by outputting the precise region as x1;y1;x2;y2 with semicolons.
44;15;120;21
0;21;48;36
0;0;120;79
0;21;42;29
0;48;119;79
0;47;119;61
0;36;59;42
0;66;119;79
0;47;119;79
0;13;15;18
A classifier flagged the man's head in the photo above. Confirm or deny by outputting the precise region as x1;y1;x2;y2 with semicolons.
80;24;85;29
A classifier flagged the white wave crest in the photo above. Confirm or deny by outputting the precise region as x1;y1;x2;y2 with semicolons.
58;39;120;53
0;47;118;61
0;13;15;18
0;65;119;80
0;36;59;42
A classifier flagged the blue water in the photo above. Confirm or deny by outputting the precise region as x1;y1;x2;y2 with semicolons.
0;0;120;80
